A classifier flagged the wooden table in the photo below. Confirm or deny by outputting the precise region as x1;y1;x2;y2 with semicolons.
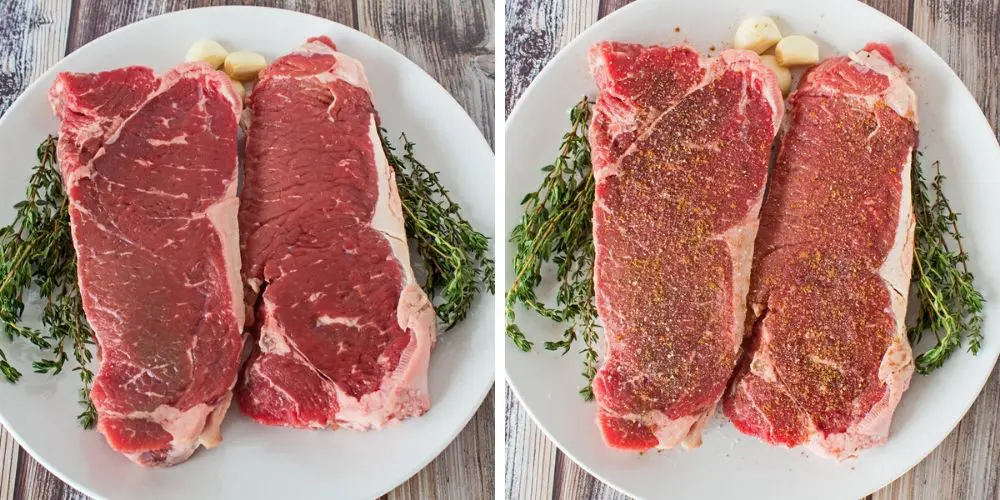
0;1;494;499
505;1;1000;499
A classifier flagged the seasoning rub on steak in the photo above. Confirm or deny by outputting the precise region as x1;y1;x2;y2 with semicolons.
238;37;436;429
724;44;918;459
48;63;245;466
589;42;783;451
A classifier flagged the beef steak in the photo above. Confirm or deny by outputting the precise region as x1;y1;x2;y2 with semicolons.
589;42;783;451
48;63;244;466
237;37;436;429
723;44;918;459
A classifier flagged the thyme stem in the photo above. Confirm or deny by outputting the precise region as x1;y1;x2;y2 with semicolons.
506;98;601;399
0;136;96;428
909;153;985;374
379;129;494;329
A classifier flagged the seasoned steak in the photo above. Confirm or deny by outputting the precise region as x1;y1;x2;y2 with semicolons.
724;44;918;459
589;42;783;451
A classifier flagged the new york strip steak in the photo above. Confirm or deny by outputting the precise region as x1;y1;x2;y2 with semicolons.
237;37;436;429
724;44;918;459
589;42;783;451
48;63;245;466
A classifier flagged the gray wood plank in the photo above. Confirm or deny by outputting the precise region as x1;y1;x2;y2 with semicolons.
597;0;632;19
12;460;86;500
909;0;999;127
0;0;72;114
505;0;1000;499
1;429;15;500
505;386;558;500
2;1;494;499
504;0;600;115
554;460;630;500
0;2;73;499
862;0;912;26
357;0;495;143
68;0;357;52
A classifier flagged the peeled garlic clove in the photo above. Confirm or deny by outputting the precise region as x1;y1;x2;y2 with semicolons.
734;16;782;54
760;55;792;96
224;51;267;81
185;39;228;69
775;35;820;66
229;77;246;100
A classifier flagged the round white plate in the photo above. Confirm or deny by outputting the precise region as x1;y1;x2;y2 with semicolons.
505;0;1000;498
0;6;494;500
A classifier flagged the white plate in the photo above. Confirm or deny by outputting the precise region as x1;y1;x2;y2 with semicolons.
0;6;494;500
504;0;1000;498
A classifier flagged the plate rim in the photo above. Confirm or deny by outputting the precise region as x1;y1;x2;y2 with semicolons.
0;5;495;499
503;0;1000;497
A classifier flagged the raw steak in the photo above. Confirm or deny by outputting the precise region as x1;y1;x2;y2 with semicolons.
589;42;783;451
723;44;918;459
48;63;244;466
237;37;436;429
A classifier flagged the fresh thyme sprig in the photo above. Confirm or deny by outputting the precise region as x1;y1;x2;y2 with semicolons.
379;129;495;329
909;153;984;374
0;136;96;428
505;97;601;399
